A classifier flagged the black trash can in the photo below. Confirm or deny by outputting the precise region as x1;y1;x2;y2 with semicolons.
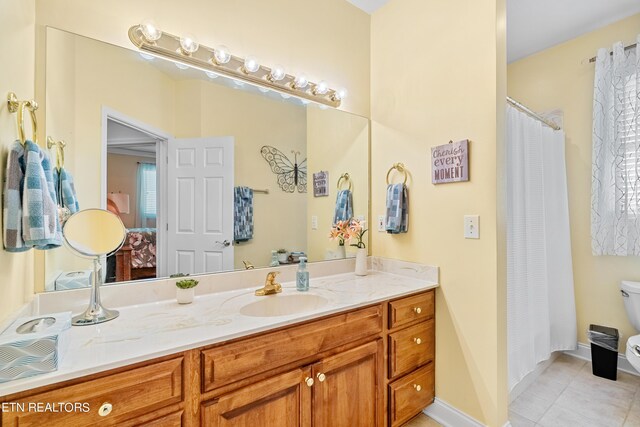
588;324;619;381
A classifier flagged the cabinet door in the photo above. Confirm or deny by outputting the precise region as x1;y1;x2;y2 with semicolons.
312;340;383;427
201;367;312;426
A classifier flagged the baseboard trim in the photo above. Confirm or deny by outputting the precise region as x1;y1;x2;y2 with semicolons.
564;342;638;376
423;398;485;427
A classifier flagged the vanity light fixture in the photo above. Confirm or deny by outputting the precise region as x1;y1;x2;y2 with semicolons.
128;23;345;107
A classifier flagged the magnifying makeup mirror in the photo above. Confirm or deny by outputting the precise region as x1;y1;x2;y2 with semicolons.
62;209;126;326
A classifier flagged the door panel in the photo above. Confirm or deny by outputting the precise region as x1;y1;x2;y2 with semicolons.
201;368;312;427
167;137;234;276
312;340;383;427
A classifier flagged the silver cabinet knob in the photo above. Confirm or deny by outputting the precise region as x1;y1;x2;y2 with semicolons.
98;402;113;417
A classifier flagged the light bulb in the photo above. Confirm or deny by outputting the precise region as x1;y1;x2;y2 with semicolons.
139;19;161;42
334;87;348;101
139;52;155;61
205;71;218;79
269;65;286;81
243;56;260;73
175;62;189;70
293;74;308;89
213;45;231;64
314;80;329;95
179;34;199;54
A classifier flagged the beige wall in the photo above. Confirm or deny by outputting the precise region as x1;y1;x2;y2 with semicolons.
508;14;640;352
35;0;370;117
306;108;369;260
371;0;507;425
107;154;154;229
0;0;36;323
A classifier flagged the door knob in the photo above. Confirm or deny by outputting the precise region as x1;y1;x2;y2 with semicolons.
216;240;231;247
316;372;326;382
305;377;314;387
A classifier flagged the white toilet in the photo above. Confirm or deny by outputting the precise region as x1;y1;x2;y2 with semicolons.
620;281;640;373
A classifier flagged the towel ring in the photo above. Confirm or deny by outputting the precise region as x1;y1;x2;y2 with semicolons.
337;173;352;191
386;163;408;185
47;136;66;170
7;92;38;145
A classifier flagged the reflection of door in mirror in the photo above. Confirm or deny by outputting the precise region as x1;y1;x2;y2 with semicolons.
167;137;234;277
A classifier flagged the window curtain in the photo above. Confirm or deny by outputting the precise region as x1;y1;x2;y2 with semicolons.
136;162;156;228
507;105;577;391
591;35;640;255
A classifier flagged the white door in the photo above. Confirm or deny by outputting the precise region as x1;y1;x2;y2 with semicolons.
167;137;234;276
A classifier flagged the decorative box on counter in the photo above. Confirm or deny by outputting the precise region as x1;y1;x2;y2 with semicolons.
0;312;71;383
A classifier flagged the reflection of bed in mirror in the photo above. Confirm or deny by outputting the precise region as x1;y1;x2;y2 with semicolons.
114;228;157;282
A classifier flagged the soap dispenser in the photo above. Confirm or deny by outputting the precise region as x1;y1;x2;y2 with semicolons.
269;250;280;267
296;257;309;292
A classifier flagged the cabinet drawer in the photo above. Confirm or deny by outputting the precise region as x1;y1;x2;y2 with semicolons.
388;320;434;379
388;291;434;330
202;305;382;392
388;363;434;426
2;357;183;427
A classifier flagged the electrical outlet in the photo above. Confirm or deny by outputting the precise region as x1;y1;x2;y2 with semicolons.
377;215;386;232
464;215;479;239
311;216;318;230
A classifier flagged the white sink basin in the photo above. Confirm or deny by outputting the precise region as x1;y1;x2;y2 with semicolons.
240;294;329;317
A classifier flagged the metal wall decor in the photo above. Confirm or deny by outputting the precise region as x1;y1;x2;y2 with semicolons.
260;146;307;193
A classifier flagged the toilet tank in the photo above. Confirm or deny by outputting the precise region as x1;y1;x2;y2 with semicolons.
621;281;640;331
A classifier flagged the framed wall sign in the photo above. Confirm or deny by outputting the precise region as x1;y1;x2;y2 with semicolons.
431;139;469;184
313;171;329;197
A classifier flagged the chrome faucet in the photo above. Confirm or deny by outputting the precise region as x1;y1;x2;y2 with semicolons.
255;271;282;296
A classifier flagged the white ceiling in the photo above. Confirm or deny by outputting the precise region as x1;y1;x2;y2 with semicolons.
107;120;157;159
346;0;640;63
507;0;640;62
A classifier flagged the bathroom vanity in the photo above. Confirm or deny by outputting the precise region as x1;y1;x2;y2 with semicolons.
0;264;437;427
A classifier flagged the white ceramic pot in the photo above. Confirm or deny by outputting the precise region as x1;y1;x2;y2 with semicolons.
337;244;347;259
355;248;368;276
176;287;195;304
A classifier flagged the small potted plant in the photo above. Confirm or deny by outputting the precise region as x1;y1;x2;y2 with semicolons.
349;219;368;276
329;220;350;258
175;277;199;304
276;248;289;264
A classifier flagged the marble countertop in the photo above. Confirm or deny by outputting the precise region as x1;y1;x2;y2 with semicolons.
0;265;437;397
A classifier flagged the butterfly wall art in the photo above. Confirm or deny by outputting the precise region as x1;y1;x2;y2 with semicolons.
260;146;307;193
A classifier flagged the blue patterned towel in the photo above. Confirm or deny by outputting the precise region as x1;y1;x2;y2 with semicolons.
333;189;353;225
22;140;62;249
3;141;27;252
234;187;253;242
53;168;79;214
385;184;409;234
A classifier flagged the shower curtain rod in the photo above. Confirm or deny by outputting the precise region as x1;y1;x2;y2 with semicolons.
507;96;561;131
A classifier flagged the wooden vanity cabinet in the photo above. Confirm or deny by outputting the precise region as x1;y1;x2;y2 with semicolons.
0;289;435;427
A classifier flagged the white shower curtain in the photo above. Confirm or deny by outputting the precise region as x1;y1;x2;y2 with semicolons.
506;104;577;391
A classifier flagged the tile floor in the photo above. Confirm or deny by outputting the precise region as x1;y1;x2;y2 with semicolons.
510;354;640;427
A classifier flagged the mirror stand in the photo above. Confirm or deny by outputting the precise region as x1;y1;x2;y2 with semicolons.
72;258;119;326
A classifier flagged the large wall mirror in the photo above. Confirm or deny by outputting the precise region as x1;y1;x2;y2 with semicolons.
41;27;370;292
